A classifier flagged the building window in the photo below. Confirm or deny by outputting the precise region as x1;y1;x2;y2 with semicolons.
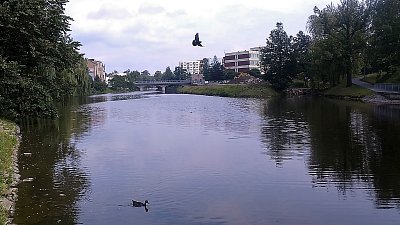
238;54;250;59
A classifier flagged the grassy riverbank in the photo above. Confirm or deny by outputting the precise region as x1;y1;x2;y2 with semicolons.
0;119;19;224
177;84;279;98
324;83;374;99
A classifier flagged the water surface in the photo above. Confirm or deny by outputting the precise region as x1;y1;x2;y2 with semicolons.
14;93;400;225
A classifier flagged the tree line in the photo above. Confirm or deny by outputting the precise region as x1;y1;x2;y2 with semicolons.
260;0;400;91
105;55;235;91
0;0;92;119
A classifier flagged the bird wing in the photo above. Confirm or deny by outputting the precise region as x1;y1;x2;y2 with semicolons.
195;33;200;42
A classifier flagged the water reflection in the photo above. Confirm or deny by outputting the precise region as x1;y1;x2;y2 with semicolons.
260;97;311;166
88;91;158;104
260;97;400;209
15;97;96;225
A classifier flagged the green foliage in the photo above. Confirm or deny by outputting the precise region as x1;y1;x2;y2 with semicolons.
369;0;400;78
174;66;189;80
178;84;278;98
248;68;262;79
202;56;224;81
162;66;175;80
0;0;90;120
261;22;296;91
110;75;129;91
292;31;312;79
154;70;163;81
307;0;370;87
210;56;224;81
92;77;108;93
224;69;239;80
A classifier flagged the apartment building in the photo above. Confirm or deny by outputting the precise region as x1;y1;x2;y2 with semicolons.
179;60;201;75
86;58;106;81
223;47;262;73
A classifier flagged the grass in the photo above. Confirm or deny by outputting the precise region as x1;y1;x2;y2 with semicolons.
177;84;279;98
361;72;400;84
361;73;379;84
324;83;374;98
0;119;18;224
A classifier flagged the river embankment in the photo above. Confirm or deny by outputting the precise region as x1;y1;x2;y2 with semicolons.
0;119;20;225
178;83;400;105
324;83;400;104
177;84;278;98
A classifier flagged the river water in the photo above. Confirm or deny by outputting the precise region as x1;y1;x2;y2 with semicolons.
14;92;400;225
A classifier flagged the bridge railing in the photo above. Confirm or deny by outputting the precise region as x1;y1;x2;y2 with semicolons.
374;83;400;93
134;80;191;85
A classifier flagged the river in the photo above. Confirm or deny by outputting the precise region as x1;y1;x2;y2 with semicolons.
14;92;400;225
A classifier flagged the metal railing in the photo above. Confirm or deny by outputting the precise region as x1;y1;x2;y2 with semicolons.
134;80;191;85
374;83;400;93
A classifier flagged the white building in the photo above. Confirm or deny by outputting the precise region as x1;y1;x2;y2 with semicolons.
179;60;201;75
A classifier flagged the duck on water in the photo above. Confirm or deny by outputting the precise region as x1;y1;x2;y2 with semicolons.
132;200;149;212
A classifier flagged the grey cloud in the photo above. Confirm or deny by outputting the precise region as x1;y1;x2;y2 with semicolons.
87;6;133;20
138;5;165;15
166;9;186;18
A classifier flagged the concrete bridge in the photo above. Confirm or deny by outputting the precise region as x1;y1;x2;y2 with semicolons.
134;80;191;93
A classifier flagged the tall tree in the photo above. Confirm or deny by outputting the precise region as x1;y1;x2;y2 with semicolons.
154;70;163;81
307;0;371;87
210;56;224;81
261;22;295;91
140;70;152;81
307;5;345;86
174;66;189;80
109;75;128;91
292;31;311;80
370;0;400;79
201;58;211;81
162;66;174;80
0;0;90;119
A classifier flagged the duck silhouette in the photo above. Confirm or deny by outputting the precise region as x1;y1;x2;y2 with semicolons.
132;200;149;212
192;33;203;47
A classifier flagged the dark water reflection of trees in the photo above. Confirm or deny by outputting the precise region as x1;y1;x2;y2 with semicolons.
261;97;400;209
14;96;105;225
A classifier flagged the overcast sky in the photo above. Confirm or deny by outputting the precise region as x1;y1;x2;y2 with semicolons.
65;0;340;74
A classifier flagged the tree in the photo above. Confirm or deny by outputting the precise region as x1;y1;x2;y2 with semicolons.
201;58;211;81
154;70;163;81
92;76;108;93
0;0;90;119
140;70;152;81
248;68;262;79
174;67;189;80
224;69;239;80
307;0;370;87
292;31;311;79
307;5;345;87
370;0;400;80
109;75;128;91
260;22;295;91
210;56;224;81
162;66;174;80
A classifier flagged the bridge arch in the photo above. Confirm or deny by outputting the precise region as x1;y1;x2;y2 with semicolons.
134;80;191;93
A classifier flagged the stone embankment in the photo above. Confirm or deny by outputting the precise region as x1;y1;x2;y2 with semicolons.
362;94;400;105
0;121;20;225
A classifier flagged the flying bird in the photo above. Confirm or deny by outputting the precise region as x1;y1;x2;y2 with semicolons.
192;33;203;47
